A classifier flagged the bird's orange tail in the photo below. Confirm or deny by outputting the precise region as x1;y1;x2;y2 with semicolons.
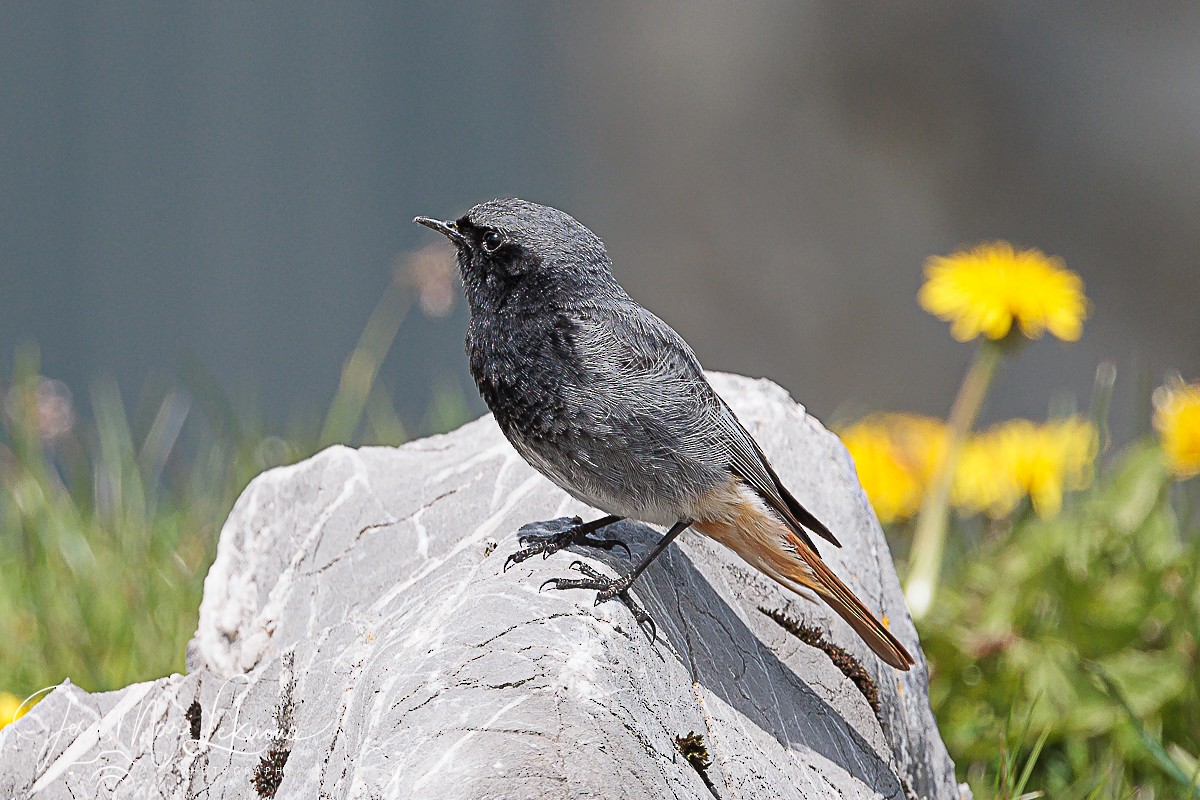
692;478;915;670
794;542;915;670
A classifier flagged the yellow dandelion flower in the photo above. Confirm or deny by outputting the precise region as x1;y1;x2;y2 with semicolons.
952;435;1022;518
919;242;1088;343
838;414;947;523
839;422;920;524
0;692;29;728
1003;418;1096;517
1154;380;1200;479
884;414;949;485
962;418;1097;518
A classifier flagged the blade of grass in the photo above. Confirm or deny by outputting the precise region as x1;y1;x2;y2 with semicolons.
1014;726;1051;797
91;376;145;523
136;391;190;495
1083;660;1200;797
319;281;411;448
1088;361;1117;454
178;352;248;445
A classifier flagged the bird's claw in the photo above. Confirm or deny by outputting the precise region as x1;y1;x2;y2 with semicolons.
506;516;631;571
590;537;632;559
517;516;583;547
635;612;657;644
539;561;657;643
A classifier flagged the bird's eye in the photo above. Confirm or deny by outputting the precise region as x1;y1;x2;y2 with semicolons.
481;230;506;253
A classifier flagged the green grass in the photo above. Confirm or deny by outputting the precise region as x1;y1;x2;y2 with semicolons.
2;351;238;694
3;331;1198;796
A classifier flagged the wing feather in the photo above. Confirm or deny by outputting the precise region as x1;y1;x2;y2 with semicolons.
719;404;841;549
576;298;840;550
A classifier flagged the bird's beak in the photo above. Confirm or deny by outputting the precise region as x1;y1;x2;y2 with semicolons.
413;216;467;247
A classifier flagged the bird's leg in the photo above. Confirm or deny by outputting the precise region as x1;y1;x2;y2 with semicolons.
504;515;627;571
539;519;692;641
545;561;656;639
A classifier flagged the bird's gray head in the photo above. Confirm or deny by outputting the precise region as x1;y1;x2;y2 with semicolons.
413;198;615;313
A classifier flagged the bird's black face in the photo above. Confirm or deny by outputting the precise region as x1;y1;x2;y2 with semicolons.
449;214;535;284
414;198;614;315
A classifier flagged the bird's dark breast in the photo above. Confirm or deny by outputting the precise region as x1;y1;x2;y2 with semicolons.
464;302;719;524
466;310;578;446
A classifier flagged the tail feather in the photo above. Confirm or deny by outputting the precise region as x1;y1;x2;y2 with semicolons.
691;477;915;671
791;540;915;670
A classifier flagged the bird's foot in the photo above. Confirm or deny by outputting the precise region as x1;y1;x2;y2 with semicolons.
504;516;630;571
540;561;656;642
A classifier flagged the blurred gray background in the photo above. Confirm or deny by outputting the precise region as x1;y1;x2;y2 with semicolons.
3;3;1198;437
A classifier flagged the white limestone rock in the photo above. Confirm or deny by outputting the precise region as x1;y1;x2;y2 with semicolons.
2;373;969;800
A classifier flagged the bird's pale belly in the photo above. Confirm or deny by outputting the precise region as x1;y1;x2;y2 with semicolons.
504;425;703;527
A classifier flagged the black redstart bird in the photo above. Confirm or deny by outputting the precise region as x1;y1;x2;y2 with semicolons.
414;199;914;670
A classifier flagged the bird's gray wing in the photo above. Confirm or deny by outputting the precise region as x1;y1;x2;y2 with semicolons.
572;299;839;550
718;401;841;548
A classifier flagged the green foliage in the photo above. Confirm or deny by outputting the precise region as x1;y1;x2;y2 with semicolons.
1;349;238;695
915;442;1200;798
